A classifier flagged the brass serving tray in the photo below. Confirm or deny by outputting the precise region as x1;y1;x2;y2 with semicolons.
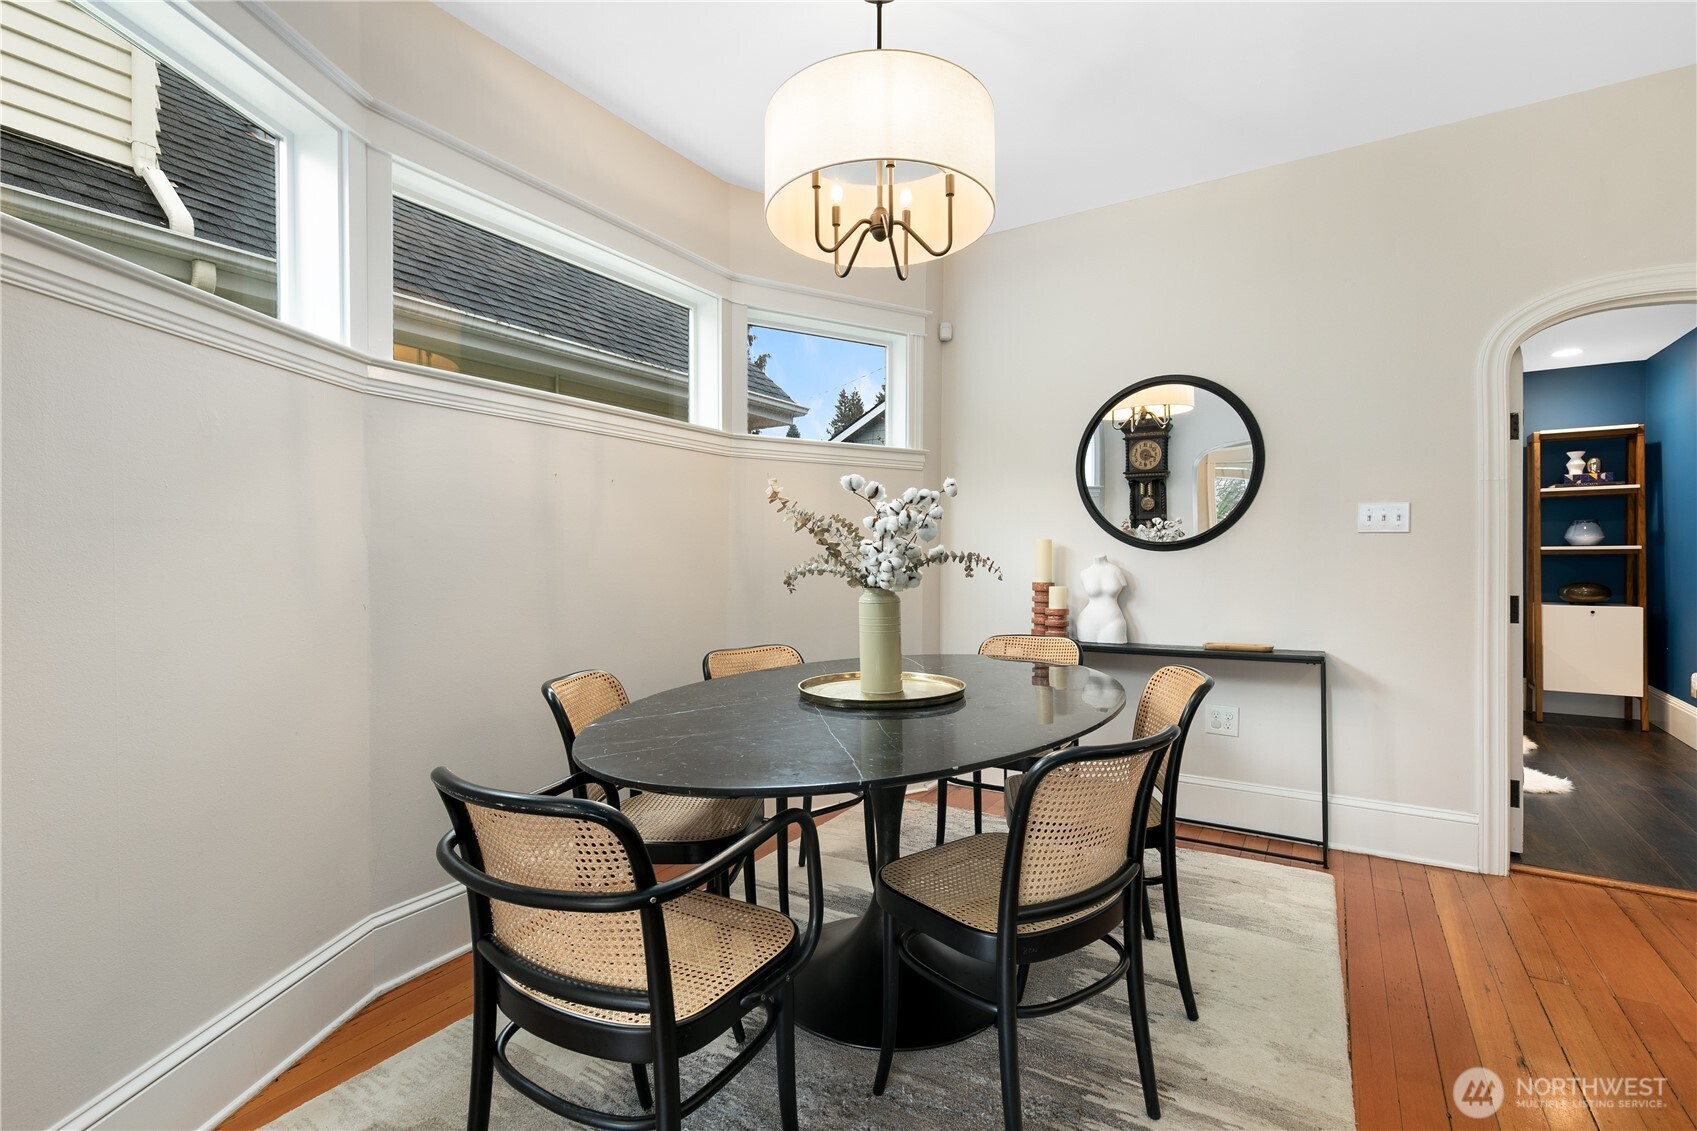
798;671;966;710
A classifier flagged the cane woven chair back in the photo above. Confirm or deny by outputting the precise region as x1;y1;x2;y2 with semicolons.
544;670;629;750
1017;748;1155;906
463;801;647;996
978;635;1081;666
704;644;803;680
1132;665;1211;823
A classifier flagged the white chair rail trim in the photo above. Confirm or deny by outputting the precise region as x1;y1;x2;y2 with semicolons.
0;217;929;471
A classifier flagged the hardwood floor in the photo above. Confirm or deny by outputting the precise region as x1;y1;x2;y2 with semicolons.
1519;713;1697;891
222;789;1697;1130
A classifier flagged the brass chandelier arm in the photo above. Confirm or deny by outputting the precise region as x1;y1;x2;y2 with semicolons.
835;224;876;278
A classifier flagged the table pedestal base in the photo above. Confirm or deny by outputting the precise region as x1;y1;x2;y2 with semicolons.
793;786;997;1050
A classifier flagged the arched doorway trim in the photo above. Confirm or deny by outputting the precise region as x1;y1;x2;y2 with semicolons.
1474;264;1696;875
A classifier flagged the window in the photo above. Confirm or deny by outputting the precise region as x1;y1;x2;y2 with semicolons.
1;0;279;313
747;323;889;445
391;194;701;422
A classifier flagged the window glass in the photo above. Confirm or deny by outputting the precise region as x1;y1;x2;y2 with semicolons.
0;0;279;314
391;197;691;420
747;324;887;444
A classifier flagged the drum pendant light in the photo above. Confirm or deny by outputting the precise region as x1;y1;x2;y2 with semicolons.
764;0;995;280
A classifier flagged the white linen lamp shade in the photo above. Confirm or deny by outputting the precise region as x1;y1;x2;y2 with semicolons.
1110;384;1196;423
764;48;995;270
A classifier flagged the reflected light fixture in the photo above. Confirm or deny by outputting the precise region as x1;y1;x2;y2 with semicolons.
1110;384;1196;430
1550;347;1584;358
763;0;995;280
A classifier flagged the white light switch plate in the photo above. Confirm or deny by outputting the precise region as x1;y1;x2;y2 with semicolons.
1358;503;1410;533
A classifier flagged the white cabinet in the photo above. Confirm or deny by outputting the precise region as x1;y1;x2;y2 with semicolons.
1541;604;1644;697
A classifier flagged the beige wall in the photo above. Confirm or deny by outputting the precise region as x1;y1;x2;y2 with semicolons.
0;3;937;1127
935;67;1697;865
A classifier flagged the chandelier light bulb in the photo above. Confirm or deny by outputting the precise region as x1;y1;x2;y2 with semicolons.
830;183;844;205
899;187;913;209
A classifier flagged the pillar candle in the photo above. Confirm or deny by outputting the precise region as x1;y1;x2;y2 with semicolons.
1047;585;1068;610
1050;664;1069;691
1034;538;1052;583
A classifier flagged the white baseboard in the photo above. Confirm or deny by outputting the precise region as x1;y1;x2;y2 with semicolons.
1176;773;1481;872
61;885;468;1131
1650;689;1697;751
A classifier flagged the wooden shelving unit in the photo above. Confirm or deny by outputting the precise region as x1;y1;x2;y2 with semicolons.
1526;424;1648;729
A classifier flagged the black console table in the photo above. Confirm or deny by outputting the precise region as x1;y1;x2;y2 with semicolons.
1076;641;1330;867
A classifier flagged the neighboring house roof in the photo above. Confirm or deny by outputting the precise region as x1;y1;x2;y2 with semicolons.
1;55;812;424
394;197;692;374
747;362;795;406
832;399;886;444
1;64;277;256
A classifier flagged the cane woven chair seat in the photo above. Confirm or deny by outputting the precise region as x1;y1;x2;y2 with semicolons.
622;791;763;844
881;833;1119;935
500;890;796;1027
890;746;1151;937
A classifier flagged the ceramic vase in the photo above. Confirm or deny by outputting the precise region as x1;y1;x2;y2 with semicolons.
1563;519;1605;547
858;587;903;696
1564;451;1587;478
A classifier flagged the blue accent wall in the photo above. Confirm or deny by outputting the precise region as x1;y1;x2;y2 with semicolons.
1525;337;1697;706
1645;329;1696;705
1524;362;1644;613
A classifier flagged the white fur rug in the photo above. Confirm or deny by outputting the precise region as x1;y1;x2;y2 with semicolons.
1522;737;1575;795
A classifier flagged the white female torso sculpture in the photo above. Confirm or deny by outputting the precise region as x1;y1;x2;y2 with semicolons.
1077;555;1129;644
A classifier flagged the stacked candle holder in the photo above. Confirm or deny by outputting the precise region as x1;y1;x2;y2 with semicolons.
1041;587;1070;638
1031;538;1071;637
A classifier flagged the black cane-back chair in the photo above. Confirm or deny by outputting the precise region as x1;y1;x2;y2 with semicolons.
933;635;1083;844
1128;665;1214;1021
434;768;823;1131
1006;665;1213;1022
872;726;1181;1128
701;645;865;915
543;670;764;899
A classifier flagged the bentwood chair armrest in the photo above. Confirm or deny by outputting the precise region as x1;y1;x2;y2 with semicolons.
441;806;822;937
532;770;621;807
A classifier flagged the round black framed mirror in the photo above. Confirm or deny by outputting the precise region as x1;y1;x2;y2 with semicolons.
1075;375;1266;551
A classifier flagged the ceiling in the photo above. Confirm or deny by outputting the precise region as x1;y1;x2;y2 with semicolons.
436;2;1695;234
1523;305;1697;372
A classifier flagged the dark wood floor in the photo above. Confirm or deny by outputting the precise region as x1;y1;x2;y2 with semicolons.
223;786;1697;1129
1519;713;1697;891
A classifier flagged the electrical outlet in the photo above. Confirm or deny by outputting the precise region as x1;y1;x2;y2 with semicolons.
1357;502;1410;533
1205;705;1239;737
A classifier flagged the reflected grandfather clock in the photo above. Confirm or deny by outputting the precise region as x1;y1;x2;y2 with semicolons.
1111;383;1194;526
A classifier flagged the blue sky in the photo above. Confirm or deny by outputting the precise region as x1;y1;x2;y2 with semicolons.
749;325;885;441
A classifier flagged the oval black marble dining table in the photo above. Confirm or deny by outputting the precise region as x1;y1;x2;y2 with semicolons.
571;653;1127;1051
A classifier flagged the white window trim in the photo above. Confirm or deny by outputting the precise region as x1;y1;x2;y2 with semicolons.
87;0;347;344
390;163;721;429
744;305;918;449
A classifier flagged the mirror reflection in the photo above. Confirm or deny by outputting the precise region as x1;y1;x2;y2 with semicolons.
1077;377;1263;550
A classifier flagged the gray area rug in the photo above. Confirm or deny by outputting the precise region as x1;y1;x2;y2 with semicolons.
271;802;1352;1130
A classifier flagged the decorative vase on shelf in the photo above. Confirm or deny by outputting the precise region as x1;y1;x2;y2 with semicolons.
1563;519;1605;547
858;587;903;696
1565;451;1587;478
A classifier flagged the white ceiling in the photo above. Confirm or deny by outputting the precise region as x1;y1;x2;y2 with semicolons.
1522;305;1697;372
436;2;1695;233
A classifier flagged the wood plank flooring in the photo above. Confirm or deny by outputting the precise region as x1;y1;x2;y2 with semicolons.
1519;714;1697;891
222;788;1697;1130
